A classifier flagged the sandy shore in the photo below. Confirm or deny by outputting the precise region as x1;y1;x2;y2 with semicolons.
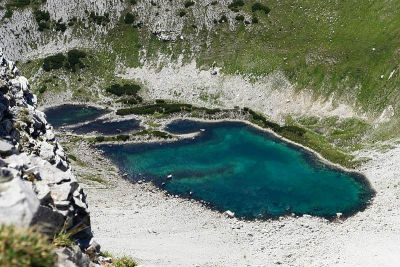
59;128;400;267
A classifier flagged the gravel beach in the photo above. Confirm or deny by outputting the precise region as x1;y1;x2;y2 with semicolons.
62;132;400;267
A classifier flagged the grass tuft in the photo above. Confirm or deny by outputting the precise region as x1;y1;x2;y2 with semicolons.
0;224;55;267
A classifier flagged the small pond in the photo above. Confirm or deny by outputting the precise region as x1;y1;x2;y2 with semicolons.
44;104;108;128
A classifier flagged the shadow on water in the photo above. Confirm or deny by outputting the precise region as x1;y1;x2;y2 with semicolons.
44;104;108;128
97;120;375;221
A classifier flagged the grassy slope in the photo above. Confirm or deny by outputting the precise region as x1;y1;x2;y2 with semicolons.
16;0;400;167
19;0;400;114
193;0;400;114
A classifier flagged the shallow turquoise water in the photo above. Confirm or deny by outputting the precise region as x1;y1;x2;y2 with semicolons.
44;104;107;128
98;121;373;220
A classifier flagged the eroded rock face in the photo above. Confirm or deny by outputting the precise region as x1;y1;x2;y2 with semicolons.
0;47;92;243
0;0;241;60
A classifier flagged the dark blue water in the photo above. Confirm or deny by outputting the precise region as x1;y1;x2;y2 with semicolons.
164;119;211;134
69;118;143;135
44;104;108;128
98;120;373;220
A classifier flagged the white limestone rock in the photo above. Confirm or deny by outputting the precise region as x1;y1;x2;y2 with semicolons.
0;139;14;156
39;141;56;162
55;245;97;267
0;174;39;227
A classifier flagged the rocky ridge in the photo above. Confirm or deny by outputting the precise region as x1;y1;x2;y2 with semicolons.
0;0;241;60
0;47;99;266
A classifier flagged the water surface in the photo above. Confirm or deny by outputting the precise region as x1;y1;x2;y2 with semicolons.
69;118;142;135
44;104;108;128
98;121;373;220
164;119;211;134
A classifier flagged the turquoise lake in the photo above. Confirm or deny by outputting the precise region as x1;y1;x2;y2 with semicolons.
98;120;374;220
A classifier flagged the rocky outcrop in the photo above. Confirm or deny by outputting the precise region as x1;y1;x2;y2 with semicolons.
0;46;94;253
0;0;243;60
55;245;93;267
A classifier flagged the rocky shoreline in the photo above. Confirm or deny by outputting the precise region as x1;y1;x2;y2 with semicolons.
49;102;400;266
0;49;113;266
61;130;400;266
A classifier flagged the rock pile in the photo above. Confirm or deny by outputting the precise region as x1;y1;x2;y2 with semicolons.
0;47;97;265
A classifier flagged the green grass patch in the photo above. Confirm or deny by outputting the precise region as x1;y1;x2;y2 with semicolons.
99;251;136;267
134;129;172;139
293;115;371;151
244;108;357;168
0;224;55;267
80;174;106;184
67;153;77;161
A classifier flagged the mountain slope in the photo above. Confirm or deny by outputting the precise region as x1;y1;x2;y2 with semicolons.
1;0;400;144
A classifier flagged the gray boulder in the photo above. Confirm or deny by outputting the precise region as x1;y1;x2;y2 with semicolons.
0;174;39;227
55;245;98;267
0;140;14;156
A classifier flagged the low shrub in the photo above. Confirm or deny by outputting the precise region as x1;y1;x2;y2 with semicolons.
34;9;50;31
38;22;50;31
244;107;280;131
68;17;77;26
95;136;105;142
117;103;193;116
66;49;86;72
219;14;228;23
6;0;31;8
106;83;141;97
251;17;259;24
251;3;271;15
4;8;13;19
117;97;143;105
184;1;195;8
43;53;66;72
235;15;244;21
42;50;86;72
0;224;55;267
124;12;135;24
90;135;130;143
278;125;307;137
89;12;110;26
34;9;50;23
116;135;130;141
38;85;47;94
228;0;244;12
55;22;66;32
151;131;171;139
179;10;186;17
67;154;77;161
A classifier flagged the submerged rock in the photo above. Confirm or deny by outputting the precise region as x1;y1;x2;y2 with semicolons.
224;210;235;218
